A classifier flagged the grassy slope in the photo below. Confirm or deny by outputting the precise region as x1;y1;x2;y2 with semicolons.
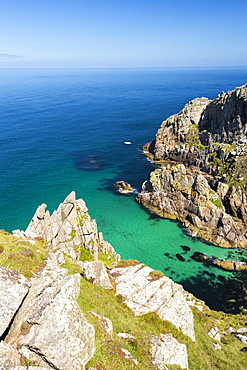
0;230;246;370
77;268;247;370
0;230;48;278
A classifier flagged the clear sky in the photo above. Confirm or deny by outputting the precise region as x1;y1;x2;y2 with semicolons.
0;0;246;68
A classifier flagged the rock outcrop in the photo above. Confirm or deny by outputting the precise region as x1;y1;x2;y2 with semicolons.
110;263;195;341
80;260;113;289
5;258;95;369
137;163;247;248
149;334;188;370
0;266;30;337
1;192;246;369
144;84;247;177
191;251;247;271
114;181;134;194
140;84;247;248
13;191;120;262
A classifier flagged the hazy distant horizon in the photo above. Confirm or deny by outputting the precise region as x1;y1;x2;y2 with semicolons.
1;0;246;69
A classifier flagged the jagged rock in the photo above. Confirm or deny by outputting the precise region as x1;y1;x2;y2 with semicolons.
145;84;247;170
214;259;247;272
191;252;247;272
6;264;95;370
0;266;30;337
137;163;247;248
0;341;20;367
140;84;247;248
13;192;116;261
184;292;204;312
149;334;188;370
89;311;113;337
208;324;221;341
114;181;134;194
110;264;195;341
81;261;113;290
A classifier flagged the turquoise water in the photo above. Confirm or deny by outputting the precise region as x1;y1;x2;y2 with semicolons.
1;67;247;311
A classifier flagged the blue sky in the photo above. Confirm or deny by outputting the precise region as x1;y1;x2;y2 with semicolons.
0;0;246;68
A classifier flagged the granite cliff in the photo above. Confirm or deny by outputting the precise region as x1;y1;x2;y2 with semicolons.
0;193;246;369
139;84;247;248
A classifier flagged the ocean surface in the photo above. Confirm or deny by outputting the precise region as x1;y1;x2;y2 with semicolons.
1;67;247;312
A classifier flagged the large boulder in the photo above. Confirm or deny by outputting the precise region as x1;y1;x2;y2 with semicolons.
0;266;30;337
80;260;113;290
149;334;188;370
6;264;95;370
110;264;195;341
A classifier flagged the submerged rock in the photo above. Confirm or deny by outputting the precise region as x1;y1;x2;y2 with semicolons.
176;253;186;262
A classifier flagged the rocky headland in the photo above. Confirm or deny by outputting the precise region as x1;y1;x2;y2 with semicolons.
0;192;247;369
138;83;247;249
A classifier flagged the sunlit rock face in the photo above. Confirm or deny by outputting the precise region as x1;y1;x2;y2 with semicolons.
110;263;195;341
139;84;247;249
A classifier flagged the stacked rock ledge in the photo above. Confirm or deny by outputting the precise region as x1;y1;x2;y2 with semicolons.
140;84;247;249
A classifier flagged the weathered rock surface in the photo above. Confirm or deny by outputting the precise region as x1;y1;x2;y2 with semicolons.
114;181;134;194
80;260;113;289
213;259;247;271
110;263;195;341
141;84;247;248
4;367;48;370
137;163;247;248
144;84;247;174
149;334;188;370
0;266;30;337
13;191;119;262
208;324;221;341
6;263;95;370
0;341;20;367
191;252;247;272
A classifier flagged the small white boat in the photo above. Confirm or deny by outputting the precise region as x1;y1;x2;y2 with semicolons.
124;141;132;145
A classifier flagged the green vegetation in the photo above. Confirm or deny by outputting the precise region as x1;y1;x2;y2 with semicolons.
116;259;140;268
61;254;83;275
77;272;247;370
0;229;246;369
0;230;47;278
210;197;223;209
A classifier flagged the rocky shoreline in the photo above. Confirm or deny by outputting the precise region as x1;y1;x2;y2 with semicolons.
0;192;247;369
137;83;247;250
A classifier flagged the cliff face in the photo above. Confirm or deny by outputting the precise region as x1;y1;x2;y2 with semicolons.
136;164;247;248
140;84;247;248
145;84;247;178
0;194;246;369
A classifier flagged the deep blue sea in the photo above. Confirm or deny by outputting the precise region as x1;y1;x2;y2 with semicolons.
1;67;247;312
